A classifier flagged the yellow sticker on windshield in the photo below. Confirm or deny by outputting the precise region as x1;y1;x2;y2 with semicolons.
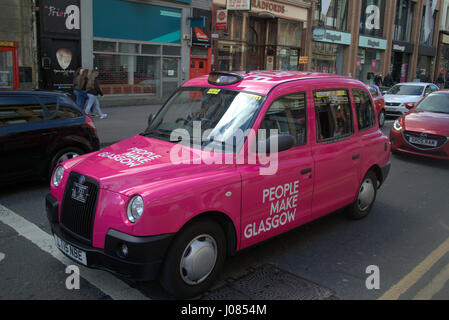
207;88;221;95
315;90;346;98
248;94;262;101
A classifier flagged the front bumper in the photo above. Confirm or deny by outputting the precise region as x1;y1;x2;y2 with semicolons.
46;193;174;281
390;130;449;160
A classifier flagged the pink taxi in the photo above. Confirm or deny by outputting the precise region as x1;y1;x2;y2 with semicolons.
46;71;391;298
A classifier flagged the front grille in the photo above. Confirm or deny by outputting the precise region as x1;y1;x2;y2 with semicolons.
386;111;404;116
60;172;99;243
386;102;401;107
403;131;448;150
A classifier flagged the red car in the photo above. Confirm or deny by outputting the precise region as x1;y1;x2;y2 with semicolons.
367;84;386;127
390;91;449;160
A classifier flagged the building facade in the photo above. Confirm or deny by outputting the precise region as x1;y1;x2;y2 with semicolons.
0;0;37;90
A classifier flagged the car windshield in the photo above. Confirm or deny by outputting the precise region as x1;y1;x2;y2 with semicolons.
387;85;424;96
415;94;449;114
141;87;264;152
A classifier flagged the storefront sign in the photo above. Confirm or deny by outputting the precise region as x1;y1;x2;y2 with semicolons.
227;0;251;10
40;0;80;37
298;56;308;64
313;28;351;46
216;9;228;31
442;34;449;45
0;41;15;47
358;35;387;50
213;0;307;22
392;41;414;54
191;9;211;48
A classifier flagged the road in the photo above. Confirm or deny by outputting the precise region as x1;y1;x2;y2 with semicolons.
0;105;448;301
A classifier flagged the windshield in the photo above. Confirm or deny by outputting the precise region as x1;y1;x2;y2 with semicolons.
387;85;424;96
141;87;264;152
415;94;449;114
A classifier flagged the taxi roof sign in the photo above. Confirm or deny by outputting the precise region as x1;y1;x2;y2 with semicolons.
208;72;243;86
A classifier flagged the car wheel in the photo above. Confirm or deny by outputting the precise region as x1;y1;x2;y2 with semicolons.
160;218;226;298
378;110;386;128
49;147;84;177
346;171;377;220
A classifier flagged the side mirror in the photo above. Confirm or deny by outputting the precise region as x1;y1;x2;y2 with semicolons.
258;134;295;154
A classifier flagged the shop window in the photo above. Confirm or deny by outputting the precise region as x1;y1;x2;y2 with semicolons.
93;41;116;53
359;0;385;38
314;90;353;141
259;93;307;146
394;0;414;42
142;44;161;55
163;46;181;56
316;0;348;31
352;89;376;131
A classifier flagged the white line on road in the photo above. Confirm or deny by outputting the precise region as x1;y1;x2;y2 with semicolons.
0;204;149;300
0;252;5;263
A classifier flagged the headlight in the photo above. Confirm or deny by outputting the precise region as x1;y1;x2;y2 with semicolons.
127;195;144;223
393;120;403;131
52;166;64;187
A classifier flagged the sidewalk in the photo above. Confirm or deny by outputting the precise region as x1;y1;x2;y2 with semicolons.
91;104;162;147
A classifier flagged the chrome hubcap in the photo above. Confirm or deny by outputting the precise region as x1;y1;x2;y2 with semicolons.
357;178;375;211
180;234;217;285
57;152;79;164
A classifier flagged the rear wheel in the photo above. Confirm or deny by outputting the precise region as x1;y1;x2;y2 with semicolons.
160;218;226;298
346;171;378;220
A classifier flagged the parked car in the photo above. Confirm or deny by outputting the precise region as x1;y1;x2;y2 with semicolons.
384;82;439;117
46;71;391;298
366;84;386;127
0;91;100;184
390;90;449;160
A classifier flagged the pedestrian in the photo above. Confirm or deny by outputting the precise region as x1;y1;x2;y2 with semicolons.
445;72;449;89
383;73;394;88
85;70;107;119
374;74;383;86
72;68;81;102
76;69;89;109
436;72;445;89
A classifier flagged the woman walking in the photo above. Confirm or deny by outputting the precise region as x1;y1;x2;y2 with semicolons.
77;69;89;108
72;68;82;105
85;70;107;119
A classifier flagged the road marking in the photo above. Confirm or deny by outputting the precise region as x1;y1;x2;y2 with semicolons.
412;263;449;300
0;204;149;300
378;236;449;300
0;252;4;262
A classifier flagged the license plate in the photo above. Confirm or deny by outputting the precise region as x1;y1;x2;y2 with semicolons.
408;136;438;147
71;182;88;203
54;234;87;266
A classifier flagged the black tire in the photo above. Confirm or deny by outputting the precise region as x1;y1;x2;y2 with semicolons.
48;146;84;178
378;110;386;128
160;218;226;298
345;171;378;220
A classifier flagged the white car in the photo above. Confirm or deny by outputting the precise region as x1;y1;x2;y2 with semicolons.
384;82;439;117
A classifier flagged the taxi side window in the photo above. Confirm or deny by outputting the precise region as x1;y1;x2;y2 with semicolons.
314;89;353;142
0;96;44;126
368;87;378;97
259;93;307;146
352;89;376;131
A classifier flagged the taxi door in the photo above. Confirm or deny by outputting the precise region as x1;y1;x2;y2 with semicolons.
238;88;314;249
310;86;362;219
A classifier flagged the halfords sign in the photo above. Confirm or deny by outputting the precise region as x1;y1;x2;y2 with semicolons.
213;0;307;21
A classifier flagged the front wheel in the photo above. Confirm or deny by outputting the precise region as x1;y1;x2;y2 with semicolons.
48;147;84;178
378;110;386;128
160;218;226;298
346;171;378;220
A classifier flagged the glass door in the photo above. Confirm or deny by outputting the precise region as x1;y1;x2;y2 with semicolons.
0;49;14;89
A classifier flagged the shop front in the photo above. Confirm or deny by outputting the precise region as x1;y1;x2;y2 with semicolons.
356;35;387;83
311;28;351;75
92;0;187;98
391;41;414;83
416;45;437;82
212;0;308;71
0;41;19;90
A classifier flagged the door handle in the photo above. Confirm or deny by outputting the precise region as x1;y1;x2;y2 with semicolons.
352;154;360;160
301;168;312;175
